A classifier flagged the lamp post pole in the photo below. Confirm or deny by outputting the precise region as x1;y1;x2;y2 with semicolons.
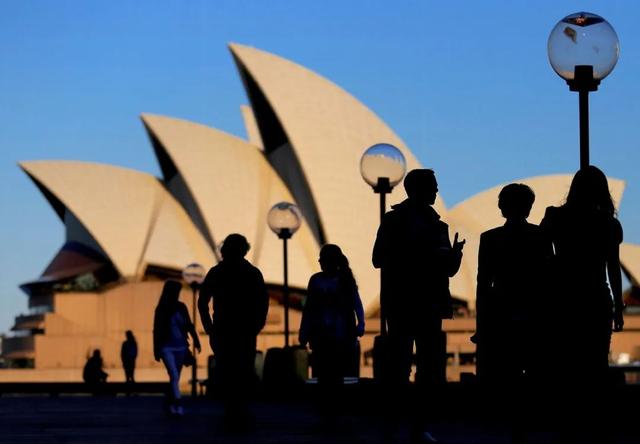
280;228;292;347
373;177;391;335
182;262;205;398
568;65;600;171
267;202;301;349
190;282;199;397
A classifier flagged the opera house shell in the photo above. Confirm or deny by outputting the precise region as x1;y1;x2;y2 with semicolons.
3;43;640;381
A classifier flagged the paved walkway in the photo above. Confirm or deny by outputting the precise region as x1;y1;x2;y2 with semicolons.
0;395;636;443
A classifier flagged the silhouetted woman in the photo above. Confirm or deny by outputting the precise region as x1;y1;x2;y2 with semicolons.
540;166;624;442
540;166;624;382
153;279;201;416
299;244;365;384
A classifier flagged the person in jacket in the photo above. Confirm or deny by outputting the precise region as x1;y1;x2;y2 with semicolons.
299;244;365;384
372;168;464;443
475;183;552;384
474;183;552;444
198;233;269;430
153;279;201;416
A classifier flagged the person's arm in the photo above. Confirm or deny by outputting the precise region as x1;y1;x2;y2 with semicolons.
447;231;465;277
255;269;269;335
608;221;624;332
353;288;365;337
152;310;161;361
183;303;201;352
299;277;315;346
197;271;214;335
475;233;491;342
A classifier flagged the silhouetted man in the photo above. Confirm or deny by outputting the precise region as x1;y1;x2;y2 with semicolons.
373;169;464;442
474;183;552;443
475;183;551;384
121;330;138;384
198;233;269;430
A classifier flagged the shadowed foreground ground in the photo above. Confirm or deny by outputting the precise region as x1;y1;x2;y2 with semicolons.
0;393;637;444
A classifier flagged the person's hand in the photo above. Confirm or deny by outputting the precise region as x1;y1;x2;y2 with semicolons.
453;233;466;252
613;305;625;332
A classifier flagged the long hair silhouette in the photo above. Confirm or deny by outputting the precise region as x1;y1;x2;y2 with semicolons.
564;165;615;216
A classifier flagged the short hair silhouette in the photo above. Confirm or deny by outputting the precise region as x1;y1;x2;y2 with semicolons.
220;233;250;259
498;183;535;220
403;169;436;199
565;165;615;216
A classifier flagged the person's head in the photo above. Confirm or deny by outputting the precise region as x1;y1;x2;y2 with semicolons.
220;233;250;261
125;330;134;341
92;349;101;359
498;183;535;221
157;279;182;309
318;244;348;273
403;169;438;205
565;165;615;216
318;243;358;291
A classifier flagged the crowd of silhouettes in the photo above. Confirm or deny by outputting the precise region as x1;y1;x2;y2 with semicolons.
119;165;624;442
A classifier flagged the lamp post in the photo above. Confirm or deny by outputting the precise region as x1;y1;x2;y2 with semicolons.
360;143;407;335
267;202;302;347
182;262;205;397
548;12;619;170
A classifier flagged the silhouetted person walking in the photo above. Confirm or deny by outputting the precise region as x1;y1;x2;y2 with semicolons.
540;166;624;443
299;244;365;382
373;168;465;443
121;330;137;384
83;349;108;395
198;233;269;431
474;183;552;443
153;279;201;416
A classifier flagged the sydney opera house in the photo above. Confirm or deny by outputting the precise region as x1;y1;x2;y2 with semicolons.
3;43;640;382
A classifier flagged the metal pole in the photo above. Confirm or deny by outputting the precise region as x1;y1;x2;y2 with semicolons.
579;89;590;170
283;236;290;347
191;285;198;397
379;190;387;336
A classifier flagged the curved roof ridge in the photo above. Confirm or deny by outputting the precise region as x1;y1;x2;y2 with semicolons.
20;160;215;278
140;113;319;290
229;43;445;311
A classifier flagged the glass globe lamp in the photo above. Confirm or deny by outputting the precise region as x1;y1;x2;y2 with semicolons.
360;143;407;192
182;262;205;286
548;12;619;89
267;202;302;239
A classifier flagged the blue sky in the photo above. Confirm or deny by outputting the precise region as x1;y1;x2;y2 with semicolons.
1;1;639;333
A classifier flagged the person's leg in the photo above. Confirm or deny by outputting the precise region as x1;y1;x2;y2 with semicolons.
412;318;445;443
161;348;185;412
